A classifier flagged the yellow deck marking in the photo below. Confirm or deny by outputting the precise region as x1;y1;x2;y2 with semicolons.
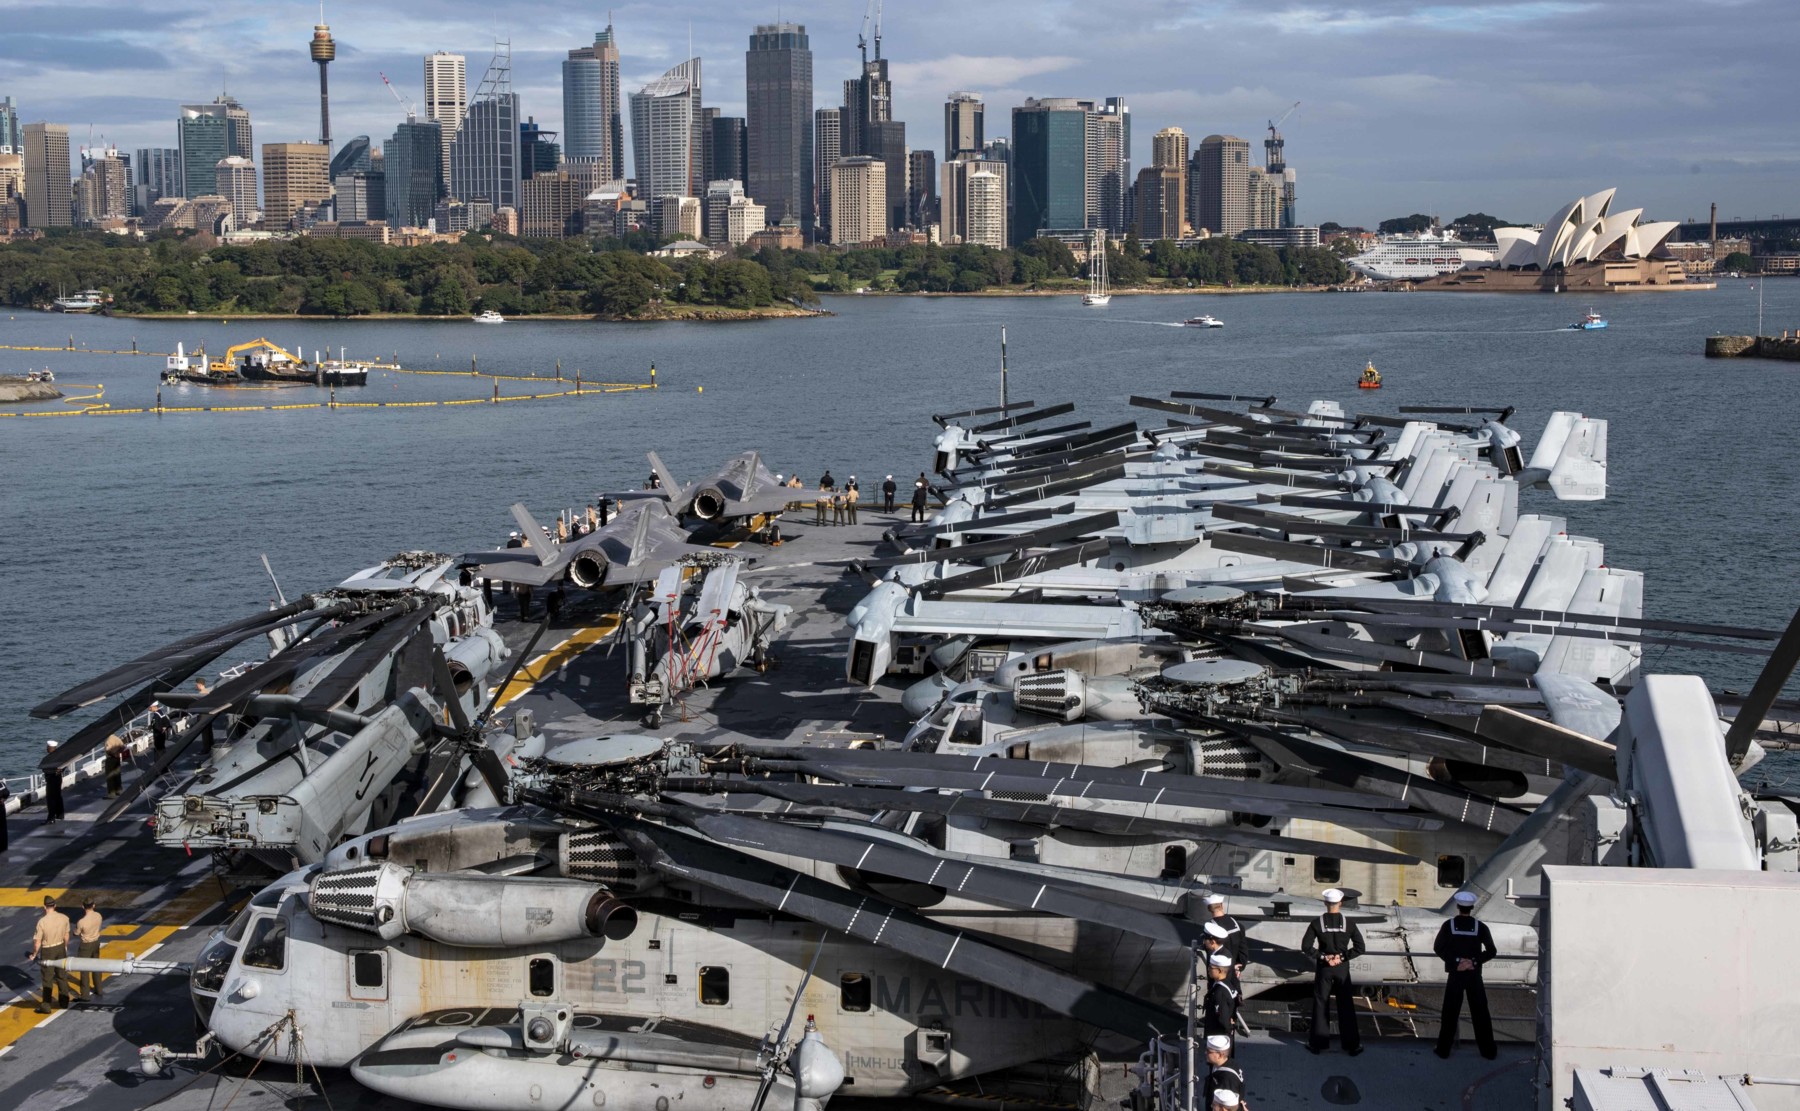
491;616;623;710
0;887;139;908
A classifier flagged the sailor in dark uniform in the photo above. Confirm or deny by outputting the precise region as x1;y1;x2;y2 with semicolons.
1433;889;1498;1059
1200;921;1239;993
1301;887;1365;1055
1201;951;1240;1039
1202;893;1251;972
1200;1035;1244;1109
1209;1089;1241;1110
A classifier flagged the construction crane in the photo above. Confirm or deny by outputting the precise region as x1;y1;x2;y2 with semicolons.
859;0;883;64
380;72;416;122
1265;101;1300;172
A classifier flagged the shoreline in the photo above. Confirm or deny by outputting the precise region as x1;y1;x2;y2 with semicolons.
824;284;1340;298
76;304;832;324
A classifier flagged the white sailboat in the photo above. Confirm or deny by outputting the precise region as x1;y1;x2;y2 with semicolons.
1082;229;1111;306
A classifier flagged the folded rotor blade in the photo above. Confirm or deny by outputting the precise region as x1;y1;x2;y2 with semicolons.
922;504;1073;538
480;617;553;724
1198;462;1352;491
867;511;1121;568
914;539;1117;600
972;401;1077;433
1205;532;1413;576
934;400;1036;427
32;599;322;719
298;603;443;716
189;604;412;716
1725;607;1800;765
1209;503;1472;545
94;712;220;822
1472;704;1618;779
986;464;1129;510
428;643;475;736
1170;391;1278;407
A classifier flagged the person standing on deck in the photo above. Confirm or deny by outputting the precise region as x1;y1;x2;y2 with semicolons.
882;475;897;512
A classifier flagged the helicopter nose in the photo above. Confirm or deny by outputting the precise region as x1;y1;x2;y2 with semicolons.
226;976;261;1003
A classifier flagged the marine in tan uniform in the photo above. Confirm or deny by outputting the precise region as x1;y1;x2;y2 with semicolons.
29;895;72;1012
75;898;104;1000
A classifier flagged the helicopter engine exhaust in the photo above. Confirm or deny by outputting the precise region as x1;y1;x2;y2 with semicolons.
309;862;635;947
570;554;608;589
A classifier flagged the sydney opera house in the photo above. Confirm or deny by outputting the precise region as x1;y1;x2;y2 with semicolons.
1420;187;1705;292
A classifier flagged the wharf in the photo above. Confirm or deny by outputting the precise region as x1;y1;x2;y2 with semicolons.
0;501;1533;1110
1705;333;1800;359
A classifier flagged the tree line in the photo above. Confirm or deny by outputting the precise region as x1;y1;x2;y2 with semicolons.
0;228;1349;319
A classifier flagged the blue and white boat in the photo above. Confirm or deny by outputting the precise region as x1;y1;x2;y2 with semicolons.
1569;309;1608;331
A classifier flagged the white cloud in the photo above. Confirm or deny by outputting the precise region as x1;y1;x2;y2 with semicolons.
887;54;1079;99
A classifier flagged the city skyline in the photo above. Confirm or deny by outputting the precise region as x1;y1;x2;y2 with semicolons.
0;1;1793;227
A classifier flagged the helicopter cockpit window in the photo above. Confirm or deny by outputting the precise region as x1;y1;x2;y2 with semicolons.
241;916;288;972
947;708;983;746
223;905;254;944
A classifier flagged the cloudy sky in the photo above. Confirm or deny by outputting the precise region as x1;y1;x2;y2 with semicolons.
3;0;1794;226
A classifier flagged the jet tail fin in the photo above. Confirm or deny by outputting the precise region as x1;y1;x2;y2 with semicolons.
647;451;683;500
740;451;762;498
624;502;657;566
510;503;560;566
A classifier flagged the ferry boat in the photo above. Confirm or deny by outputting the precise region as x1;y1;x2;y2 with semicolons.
1347;231;1496;282
1182;315;1224;328
1569;309;1608;331
472;310;506;324
50;289;106;313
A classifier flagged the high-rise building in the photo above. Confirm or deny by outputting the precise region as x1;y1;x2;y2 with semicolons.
908;149;937;229
261;142;331;229
865;120;907;230
176;97;252;198
1150;125;1188;237
812;107;840;241
655;194;701;239
0;153;22;200
521;166;602;238
132;148;180;215
1193;134;1250;235
450;45;522;211
703;178;744;243
710;115;747;188
310;19;336;149
520;118;560;179
945;92;984;162
562;26;622;178
1132;165;1184;240
630;58;703;201
385;119;442;228
22;122;71;228
726;196;766;246
1263;117;1296;228
940;157;1006;248
334;170;384;223
424;52;467;189
75;149;130;227
330;136;372;178
1086;98;1128;234
0;96;20;154
1009;99;1086;245
1246;166;1282;231
841;56;891;161
215;155;259;227
828;155;885;246
746;22;813;232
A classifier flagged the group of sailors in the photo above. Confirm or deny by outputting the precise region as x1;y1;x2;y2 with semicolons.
1190;888;1498;1108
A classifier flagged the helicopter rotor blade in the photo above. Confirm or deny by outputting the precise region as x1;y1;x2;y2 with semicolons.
1723;606;1800;765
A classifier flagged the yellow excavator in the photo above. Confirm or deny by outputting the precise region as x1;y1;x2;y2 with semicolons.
208;338;310;379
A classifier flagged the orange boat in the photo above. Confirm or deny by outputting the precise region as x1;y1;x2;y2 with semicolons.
1358;361;1382;389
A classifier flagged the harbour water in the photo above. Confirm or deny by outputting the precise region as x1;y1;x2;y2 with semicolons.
2;285;1796;784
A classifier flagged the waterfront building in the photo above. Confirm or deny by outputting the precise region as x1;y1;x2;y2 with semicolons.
385;119;442;230
521;166;602;238
630;58;704;201
726;196;766;246
908;149;937;229
0;96;19;154
261;142;331;230
334;170;385;224
132;148;180;215
424;52;467;190
1246;166;1283;231
746;22;813;232
655;194;701;240
215;155;259;227
828;154;886;246
1492;188;1678;270
22;122;71;228
1237;226;1320;250
945;92;984;161
450;45;521;212
1087;97;1129;234
1193;134;1250;236
1009;99;1086;246
941;158;1007;248
520;118;560;179
562;26;622;178
813;107;840;241
703;178;744;243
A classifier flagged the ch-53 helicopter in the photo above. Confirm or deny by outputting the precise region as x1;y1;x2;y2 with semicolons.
30;553;554;867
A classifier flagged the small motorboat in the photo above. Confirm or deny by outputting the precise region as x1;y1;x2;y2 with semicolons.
1183;315;1224;328
1358;361;1382;389
472;310;505;324
1569;309;1607;330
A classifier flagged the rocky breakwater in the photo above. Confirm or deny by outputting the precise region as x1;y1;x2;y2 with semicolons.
0;376;63;403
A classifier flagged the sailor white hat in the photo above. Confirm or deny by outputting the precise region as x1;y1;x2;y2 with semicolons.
1209;951;1234;967
1205;1035;1232;1052
1212;1091;1240;1107
1203;921;1231;940
1203;893;1226;906
509;530;521;538
1321;888;1345;903
1454;890;1478;907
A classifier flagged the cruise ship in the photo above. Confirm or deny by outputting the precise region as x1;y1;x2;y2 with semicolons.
1347;230;1497;282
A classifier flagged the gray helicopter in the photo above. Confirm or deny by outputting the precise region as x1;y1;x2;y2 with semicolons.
625;557;794;727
